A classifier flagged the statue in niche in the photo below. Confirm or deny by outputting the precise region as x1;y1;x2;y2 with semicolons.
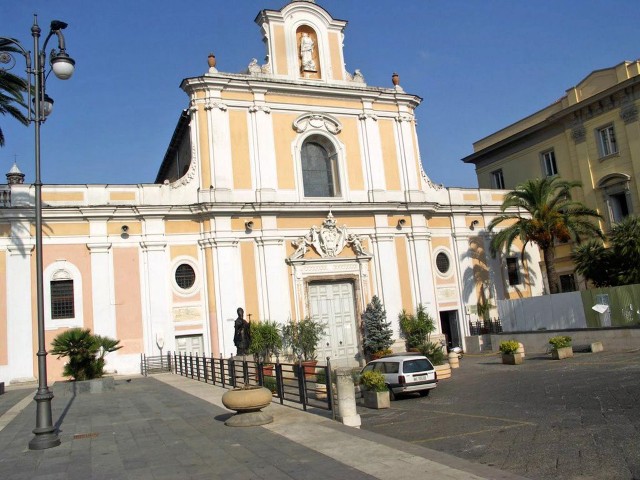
299;32;316;71
233;307;251;355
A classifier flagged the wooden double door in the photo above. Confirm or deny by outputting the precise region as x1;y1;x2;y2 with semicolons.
308;281;358;367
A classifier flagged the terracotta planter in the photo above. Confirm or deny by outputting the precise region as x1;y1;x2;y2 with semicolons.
551;346;573;360
434;363;451;380
221;386;273;427
502;353;524;365
363;390;390;409
302;360;318;376
262;364;274;377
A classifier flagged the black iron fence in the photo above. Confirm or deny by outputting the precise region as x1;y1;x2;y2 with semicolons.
140;353;172;375
168;353;335;414
468;318;503;336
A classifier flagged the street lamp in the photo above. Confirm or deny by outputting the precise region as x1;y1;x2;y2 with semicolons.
0;15;75;450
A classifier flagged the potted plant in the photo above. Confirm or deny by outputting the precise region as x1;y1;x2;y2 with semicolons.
499;340;523;365
359;370;390;409
249;320;282;376
549;335;573;360
281;317;326;375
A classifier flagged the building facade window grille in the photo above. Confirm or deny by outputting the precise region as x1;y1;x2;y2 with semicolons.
491;169;505;189
541;150;558;177
506;257;521;286
597;125;618;157
175;264;196;290
50;279;75;319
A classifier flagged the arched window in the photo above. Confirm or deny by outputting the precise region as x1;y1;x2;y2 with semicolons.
301;136;340;197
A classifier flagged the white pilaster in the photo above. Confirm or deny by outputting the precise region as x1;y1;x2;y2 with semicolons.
371;233;402;337
212;239;245;357
205;95;233;201
395;111;423;202
140;241;172;355
250;91;277;202
256;237;289;321
407;231;437;319
87;242;116;339
5;244;35;382
359;105;386;201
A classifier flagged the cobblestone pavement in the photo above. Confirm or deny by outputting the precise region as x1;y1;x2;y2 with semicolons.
0;373;528;480
357;349;640;480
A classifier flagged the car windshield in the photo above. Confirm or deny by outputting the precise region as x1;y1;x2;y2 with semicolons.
403;359;433;373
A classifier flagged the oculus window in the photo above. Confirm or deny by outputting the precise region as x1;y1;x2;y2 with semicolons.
435;252;451;274
175;264;196;290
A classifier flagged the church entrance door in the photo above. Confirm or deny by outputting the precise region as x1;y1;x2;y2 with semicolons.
308;281;358;367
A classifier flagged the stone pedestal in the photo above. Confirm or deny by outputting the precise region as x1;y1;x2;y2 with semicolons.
221;386;273;427
335;368;361;428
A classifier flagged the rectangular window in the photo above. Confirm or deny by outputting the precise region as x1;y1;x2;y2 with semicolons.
597;125;618;157
506;257;520;286
541;150;558;177
608;191;630;223
51;280;75;319
491;169;505;189
559;274;577;293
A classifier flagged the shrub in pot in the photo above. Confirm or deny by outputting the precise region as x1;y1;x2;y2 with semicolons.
249;320;282;364
281;317;326;375
360;370;390;409
499;340;523;365
549;335;573;360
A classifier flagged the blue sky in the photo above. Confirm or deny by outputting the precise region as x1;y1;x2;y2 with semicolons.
1;1;638;188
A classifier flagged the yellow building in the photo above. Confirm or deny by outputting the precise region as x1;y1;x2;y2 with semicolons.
0;1;544;383
463;60;640;291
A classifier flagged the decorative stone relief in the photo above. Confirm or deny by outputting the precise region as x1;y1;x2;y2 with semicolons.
571;124;586;143
358;112;378;122
395;113;414;123
293;112;342;134
288;211;370;260
204;101;228;111
620;104;638;124
249;104;271;114
170;143;198;189
247;58;262;75
419;163;444;190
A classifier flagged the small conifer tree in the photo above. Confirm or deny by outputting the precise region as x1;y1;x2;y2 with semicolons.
362;296;393;358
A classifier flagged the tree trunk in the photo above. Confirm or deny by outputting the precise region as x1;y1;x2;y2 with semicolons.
543;247;559;294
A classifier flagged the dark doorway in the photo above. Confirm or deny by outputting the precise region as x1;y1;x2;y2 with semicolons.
439;310;461;350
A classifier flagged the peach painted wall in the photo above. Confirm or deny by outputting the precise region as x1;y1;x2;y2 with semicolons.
240;242;259;320
41;244;93;380
395;237;414;312
113;247;144;354
204;247;219;354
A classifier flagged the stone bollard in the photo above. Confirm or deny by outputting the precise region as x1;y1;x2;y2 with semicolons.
517;342;525;358
448;352;460;369
335;368;361;428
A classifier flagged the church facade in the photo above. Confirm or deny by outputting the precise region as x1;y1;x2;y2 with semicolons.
0;0;543;383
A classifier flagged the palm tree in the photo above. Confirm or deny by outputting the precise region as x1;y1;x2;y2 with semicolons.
0;39;29;146
488;177;603;294
573;215;640;287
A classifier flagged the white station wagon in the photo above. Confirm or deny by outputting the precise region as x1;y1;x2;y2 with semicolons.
361;354;438;399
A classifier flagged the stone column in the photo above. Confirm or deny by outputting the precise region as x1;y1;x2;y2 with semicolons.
335;367;361;428
249;92;277;202
255;237;289;321
205;98;233;201
371;233;402;337
140;240;172;355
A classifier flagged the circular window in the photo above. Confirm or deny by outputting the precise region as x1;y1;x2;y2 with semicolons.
175;264;196;290
435;252;451;274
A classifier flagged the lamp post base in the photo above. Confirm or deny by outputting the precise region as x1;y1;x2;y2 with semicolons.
28;388;61;450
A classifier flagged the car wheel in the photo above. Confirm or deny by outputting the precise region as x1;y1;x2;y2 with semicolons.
387;386;396;401
418;390;430;397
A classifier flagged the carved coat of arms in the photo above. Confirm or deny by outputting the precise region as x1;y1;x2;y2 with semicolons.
289;212;369;260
